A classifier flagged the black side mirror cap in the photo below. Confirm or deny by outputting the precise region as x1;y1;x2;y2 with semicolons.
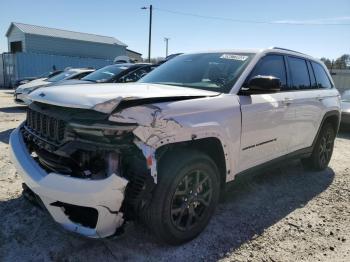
247;75;281;93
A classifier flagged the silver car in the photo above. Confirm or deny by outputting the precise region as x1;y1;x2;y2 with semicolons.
341;90;350;125
14;68;94;105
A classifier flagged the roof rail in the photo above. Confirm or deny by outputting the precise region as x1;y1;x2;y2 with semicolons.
270;47;307;55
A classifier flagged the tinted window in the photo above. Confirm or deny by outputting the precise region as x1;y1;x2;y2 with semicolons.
311;62;332;89
140;53;255;93
47;70;77;82
121;66;153;83
82;64;132;83
71;72;91;80
288;57;310;89
250;55;287;88
307;61;317;88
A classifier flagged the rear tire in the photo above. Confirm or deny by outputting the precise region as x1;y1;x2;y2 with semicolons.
143;149;220;245
302;123;335;171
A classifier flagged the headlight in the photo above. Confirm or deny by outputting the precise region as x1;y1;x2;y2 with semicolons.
27;85;44;94
92;97;124;114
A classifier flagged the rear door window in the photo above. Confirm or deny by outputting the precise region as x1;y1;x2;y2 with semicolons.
311;62;333;89
306;61;318;89
249;55;287;89
288;57;311;89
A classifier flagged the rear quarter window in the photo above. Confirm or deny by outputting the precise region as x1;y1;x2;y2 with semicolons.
311;62;333;89
288;57;311;89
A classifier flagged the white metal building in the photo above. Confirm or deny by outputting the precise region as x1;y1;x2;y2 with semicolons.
6;22;127;59
1;22;131;87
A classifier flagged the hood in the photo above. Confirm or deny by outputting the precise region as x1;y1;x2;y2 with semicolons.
49;79;93;86
16;78;49;91
29;83;220;112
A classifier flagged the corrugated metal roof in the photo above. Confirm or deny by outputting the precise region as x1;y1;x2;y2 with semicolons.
7;22;127;46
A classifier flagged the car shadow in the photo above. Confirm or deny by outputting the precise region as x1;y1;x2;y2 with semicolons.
0;106;26;114
0;128;15;144
0;159;335;261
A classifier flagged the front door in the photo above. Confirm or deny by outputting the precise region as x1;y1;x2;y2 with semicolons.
237;54;294;173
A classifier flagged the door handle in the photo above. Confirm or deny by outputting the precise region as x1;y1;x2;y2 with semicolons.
316;96;324;101
282;98;293;105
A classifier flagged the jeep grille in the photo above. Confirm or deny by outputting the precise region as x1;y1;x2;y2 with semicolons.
25;108;66;142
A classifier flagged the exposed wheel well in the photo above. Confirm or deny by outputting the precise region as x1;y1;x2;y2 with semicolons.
156;137;227;190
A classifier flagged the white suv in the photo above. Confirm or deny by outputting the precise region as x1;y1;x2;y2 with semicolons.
10;47;341;244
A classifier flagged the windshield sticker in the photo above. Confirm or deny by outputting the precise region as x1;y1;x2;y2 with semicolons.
220;54;248;61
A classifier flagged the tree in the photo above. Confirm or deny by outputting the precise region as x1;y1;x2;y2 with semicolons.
334;54;350;69
320;54;350;70
320;57;332;69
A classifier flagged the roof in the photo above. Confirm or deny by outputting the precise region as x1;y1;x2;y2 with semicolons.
126;49;142;55
65;68;95;73
186;48;317;61
6;22;127;46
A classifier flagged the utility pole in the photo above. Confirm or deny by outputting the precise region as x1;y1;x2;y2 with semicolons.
164;37;170;57
141;5;152;62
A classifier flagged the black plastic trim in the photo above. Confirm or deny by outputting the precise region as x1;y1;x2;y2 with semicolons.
311;110;341;147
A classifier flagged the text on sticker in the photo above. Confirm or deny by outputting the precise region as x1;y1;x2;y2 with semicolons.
220;54;248;61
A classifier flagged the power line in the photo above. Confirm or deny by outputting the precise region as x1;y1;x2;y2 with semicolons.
154;7;350;26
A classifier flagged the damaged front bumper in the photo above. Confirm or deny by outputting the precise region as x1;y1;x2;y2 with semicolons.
10;125;128;238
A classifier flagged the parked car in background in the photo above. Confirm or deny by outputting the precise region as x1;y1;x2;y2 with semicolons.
56;63;157;86
341;90;350;125
14;70;63;87
14;68;94;105
10;48;340;245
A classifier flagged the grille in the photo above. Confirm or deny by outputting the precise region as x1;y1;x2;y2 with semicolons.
26;108;66;142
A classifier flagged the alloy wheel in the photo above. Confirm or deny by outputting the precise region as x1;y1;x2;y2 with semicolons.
170;170;213;231
319;129;334;167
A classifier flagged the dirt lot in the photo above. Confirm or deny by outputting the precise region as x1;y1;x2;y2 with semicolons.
0;89;349;262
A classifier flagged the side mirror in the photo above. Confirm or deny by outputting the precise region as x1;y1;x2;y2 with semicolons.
247;75;281;93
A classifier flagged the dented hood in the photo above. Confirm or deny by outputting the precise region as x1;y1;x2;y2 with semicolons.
28;83;220;112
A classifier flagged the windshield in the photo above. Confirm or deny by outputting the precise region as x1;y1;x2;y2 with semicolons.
37;71;52;78
140;52;255;92
47;70;77;82
82;64;131;83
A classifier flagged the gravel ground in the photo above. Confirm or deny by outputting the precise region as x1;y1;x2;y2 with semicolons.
0;89;349;262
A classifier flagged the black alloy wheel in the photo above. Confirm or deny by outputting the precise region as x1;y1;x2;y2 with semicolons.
170;169;213;231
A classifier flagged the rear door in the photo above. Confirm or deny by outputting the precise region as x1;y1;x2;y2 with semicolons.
286;57;332;151
238;54;295;172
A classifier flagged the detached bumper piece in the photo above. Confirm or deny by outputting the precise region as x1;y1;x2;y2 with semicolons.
10;126;128;238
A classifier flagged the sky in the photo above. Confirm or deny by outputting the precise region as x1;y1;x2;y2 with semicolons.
0;0;349;59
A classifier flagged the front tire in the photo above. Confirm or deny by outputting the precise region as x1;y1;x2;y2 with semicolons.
302;123;336;171
143;150;220;245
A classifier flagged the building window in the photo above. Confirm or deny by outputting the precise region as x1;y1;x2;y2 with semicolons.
10;41;22;53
